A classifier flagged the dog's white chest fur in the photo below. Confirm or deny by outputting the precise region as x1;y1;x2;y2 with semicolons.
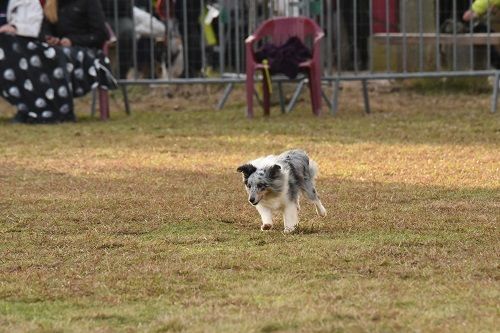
258;188;288;211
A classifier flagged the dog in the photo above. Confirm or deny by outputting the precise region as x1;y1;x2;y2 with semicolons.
237;149;327;233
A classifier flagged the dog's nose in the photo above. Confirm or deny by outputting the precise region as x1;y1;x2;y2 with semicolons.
249;197;257;205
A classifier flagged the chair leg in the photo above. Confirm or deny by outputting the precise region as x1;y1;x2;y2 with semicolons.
121;84;131;115
331;80;340;115
321;88;332;109
91;89;97;117
217;83;234;110
308;73;316;115
309;67;322;116
491;72;499;113
278;81;285;114
98;88;110;120
254;89;263;107
286;79;305;113
362;80;371;114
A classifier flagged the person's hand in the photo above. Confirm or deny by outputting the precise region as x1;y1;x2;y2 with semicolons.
46;35;61;45
463;9;477;21
0;24;17;35
60;37;72;47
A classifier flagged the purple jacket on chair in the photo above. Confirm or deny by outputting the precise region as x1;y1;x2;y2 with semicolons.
254;36;312;79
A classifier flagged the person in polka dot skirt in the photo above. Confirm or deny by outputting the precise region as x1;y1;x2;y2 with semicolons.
0;0;116;123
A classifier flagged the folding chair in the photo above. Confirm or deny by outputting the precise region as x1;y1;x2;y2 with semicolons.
91;23;131;120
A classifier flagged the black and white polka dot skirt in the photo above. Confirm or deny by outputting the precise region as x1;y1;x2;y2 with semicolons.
0;34;116;124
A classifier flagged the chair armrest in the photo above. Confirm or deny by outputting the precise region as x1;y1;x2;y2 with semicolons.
245;34;259;65
313;31;325;45
105;23;117;44
312;31;325;57
245;35;257;45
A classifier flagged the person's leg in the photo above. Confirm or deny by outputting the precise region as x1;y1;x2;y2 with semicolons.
187;20;202;76
357;0;370;70
175;0;202;77
136;37;148;77
108;17;135;79
340;0;355;70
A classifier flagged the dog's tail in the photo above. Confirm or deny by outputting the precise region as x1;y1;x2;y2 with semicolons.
308;159;319;180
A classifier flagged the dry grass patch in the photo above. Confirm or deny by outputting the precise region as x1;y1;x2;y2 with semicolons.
0;85;499;332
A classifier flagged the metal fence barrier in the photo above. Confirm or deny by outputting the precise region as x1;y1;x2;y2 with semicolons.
108;0;500;113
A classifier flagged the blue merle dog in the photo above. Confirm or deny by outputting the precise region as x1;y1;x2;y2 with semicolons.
237;150;327;233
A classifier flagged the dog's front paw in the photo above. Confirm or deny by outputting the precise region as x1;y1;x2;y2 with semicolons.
315;201;327;217
283;226;296;234
317;206;327;217
261;224;272;231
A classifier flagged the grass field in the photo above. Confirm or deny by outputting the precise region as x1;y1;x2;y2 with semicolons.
0;85;499;332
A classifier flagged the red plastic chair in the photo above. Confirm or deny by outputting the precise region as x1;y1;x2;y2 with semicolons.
245;17;324;117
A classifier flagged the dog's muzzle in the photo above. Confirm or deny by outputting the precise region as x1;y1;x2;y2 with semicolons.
249;197;260;206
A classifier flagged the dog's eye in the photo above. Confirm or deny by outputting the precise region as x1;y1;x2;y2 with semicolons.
258;183;266;189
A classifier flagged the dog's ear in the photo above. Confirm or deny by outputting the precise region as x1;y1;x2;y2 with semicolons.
267;164;282;179
237;164;257;179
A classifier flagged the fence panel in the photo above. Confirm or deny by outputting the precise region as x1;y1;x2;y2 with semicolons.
106;0;500;112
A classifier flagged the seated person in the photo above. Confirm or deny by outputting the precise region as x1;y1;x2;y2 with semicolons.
0;0;115;123
42;0;108;48
463;0;500;21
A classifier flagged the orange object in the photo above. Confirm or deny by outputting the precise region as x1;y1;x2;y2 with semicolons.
156;0;175;20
